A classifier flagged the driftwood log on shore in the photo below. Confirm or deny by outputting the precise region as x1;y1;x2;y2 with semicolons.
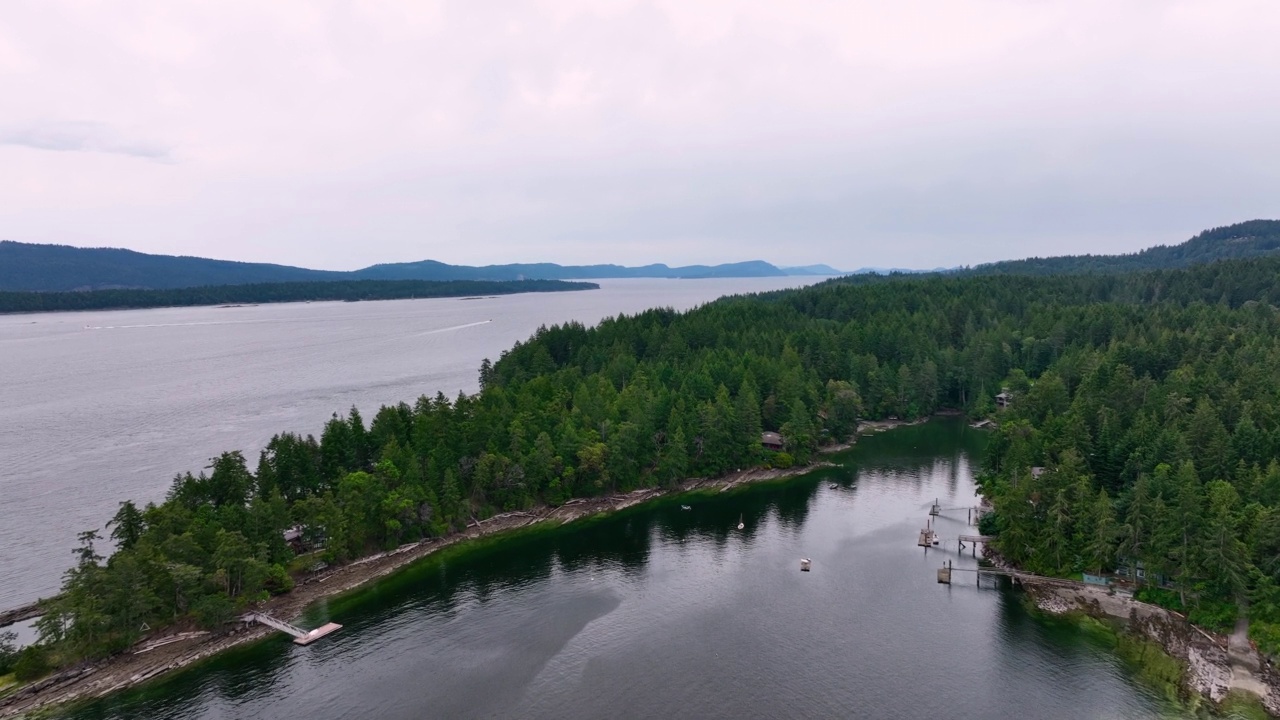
0;601;43;628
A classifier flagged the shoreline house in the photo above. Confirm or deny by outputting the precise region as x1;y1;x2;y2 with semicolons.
761;431;785;451
995;390;1012;409
283;525;305;553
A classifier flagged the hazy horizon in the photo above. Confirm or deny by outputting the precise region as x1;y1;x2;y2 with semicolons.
2;1;1277;271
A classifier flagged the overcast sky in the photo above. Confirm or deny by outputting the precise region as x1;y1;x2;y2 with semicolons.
1;1;1277;271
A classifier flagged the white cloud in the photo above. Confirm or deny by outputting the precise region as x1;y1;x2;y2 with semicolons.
0;0;1276;269
0;121;171;160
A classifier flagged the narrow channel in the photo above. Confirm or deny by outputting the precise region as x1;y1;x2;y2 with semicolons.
58;421;1193;719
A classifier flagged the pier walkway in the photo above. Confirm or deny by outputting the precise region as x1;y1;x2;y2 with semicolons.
935;561;1094;589
957;534;995;556
242;612;342;645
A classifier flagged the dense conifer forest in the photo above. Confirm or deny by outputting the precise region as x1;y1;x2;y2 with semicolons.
23;249;1280;672
0;279;597;313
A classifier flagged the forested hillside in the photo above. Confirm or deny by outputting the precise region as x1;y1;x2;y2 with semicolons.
0;279;597;314
0;241;344;292
27;252;1280;673
971;219;1280;275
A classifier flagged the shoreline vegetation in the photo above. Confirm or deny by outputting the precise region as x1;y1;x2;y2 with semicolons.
10;244;1280;715
0;447;852;718
0;278;598;315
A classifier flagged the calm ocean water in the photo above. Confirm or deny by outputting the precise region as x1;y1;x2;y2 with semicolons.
0;278;818;609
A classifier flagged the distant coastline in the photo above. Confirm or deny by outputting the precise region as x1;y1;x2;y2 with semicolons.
0;240;835;293
0;279;598;315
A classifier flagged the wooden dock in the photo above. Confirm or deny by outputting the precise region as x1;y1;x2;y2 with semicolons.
917;516;939;548
243;612;342;645
927;501;991;526
958;534;995;557
936;564;1089;588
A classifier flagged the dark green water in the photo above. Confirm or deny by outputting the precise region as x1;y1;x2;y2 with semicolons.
61;421;1201;719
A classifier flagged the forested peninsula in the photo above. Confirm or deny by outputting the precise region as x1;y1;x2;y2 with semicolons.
0;278;597;314
10;250;1280;694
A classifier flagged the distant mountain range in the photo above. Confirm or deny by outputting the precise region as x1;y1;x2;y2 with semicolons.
4;219;1279;293
779;264;845;276
0;243;845;293
355;259;810;283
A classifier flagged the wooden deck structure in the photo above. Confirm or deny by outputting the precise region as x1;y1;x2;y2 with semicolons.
958;534;995;557
936;564;1087;588
243;612;342;645
925;500;991;526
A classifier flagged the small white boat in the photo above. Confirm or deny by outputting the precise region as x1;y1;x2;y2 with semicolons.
800;558;812;572
737;513;744;530
829;483;838;489
680;505;691;511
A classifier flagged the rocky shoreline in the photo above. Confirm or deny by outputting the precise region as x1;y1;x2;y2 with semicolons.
0;456;842;718
1002;556;1280;716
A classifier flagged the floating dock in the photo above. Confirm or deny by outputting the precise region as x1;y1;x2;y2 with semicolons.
293;622;343;645
917;516;939;548
243;612;342;645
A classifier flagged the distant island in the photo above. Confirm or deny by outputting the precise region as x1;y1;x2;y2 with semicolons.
5;219;1278;296
0;242;846;293
0;279;598;314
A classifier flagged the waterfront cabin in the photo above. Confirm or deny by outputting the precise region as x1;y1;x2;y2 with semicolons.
995;391;1012;409
1116;558;1147;581
283;525;305;553
761;431;785;451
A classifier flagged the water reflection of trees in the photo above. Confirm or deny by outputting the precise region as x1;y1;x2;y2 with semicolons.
72;422;989;720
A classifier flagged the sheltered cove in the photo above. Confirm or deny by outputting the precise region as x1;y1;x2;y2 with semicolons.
0;445;847;718
5;417;1279;718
